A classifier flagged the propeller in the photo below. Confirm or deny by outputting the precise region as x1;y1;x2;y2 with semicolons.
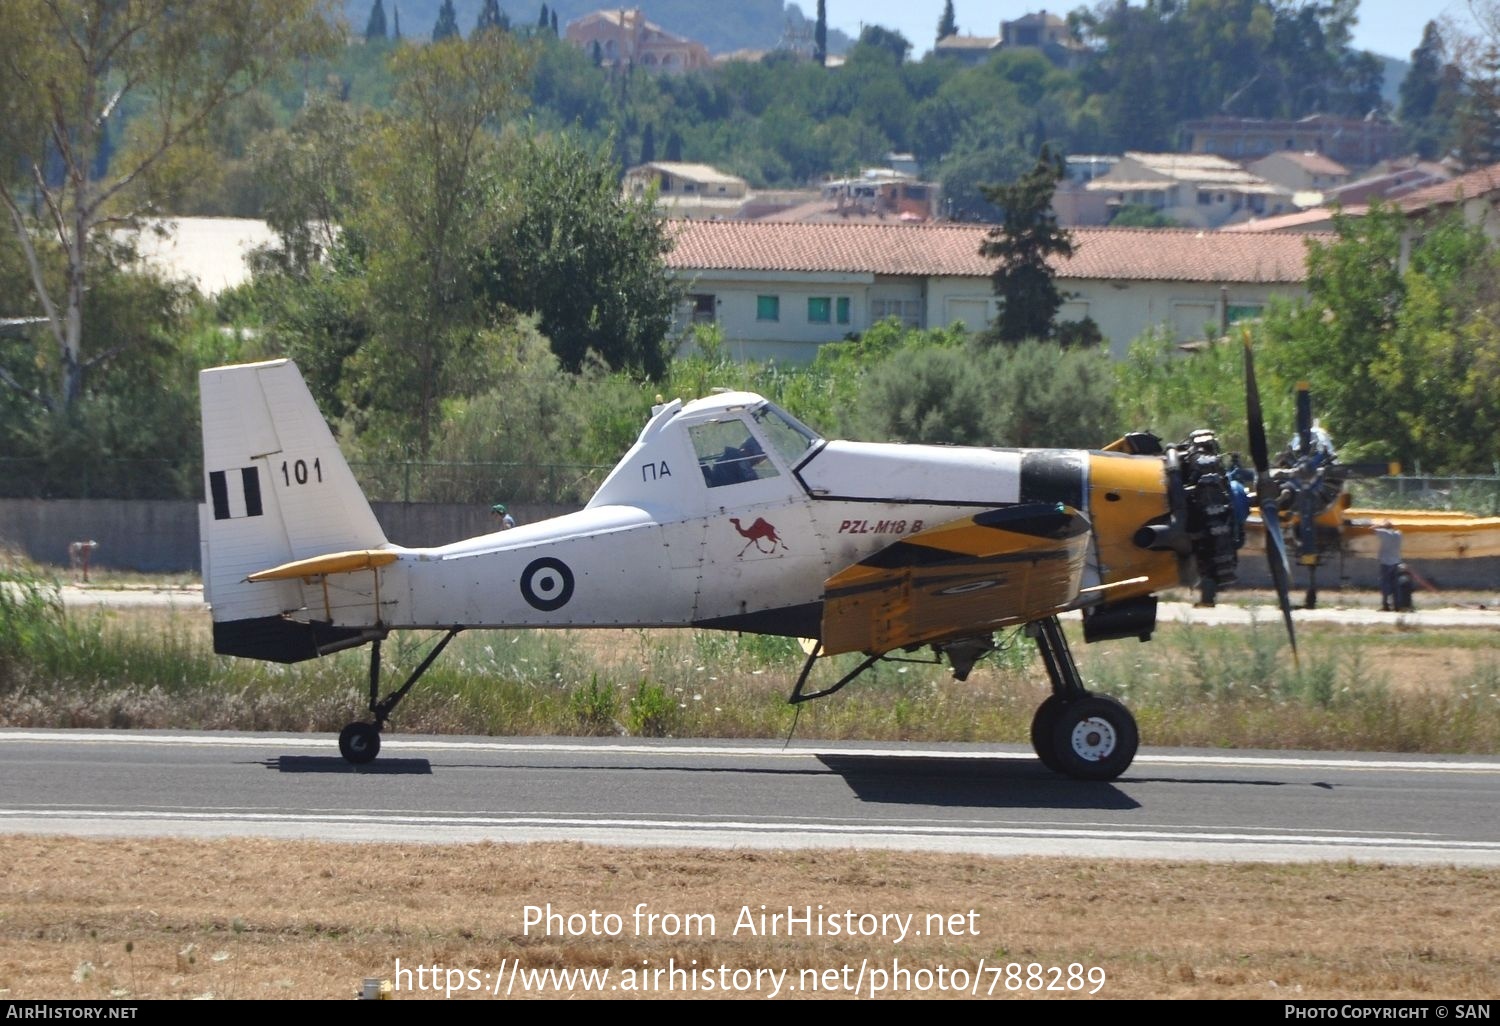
1242;335;1298;661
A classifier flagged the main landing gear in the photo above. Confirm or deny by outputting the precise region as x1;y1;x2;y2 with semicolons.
1027;616;1138;781
787;616;1139;781
337;629;462;765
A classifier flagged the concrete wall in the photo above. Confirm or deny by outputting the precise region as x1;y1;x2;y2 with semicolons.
0;499;575;574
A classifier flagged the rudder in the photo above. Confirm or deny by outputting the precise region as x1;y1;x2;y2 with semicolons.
199;359;387;661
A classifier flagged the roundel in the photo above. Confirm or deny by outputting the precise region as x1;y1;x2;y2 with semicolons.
520;557;575;611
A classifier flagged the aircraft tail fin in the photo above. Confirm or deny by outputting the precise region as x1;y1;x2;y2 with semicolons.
199;359;388;662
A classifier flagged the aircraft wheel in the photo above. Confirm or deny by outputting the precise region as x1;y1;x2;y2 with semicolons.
1030;695;1070;773
338;722;381;765
1049;695;1138;782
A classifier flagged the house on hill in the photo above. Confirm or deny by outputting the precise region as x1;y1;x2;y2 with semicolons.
564;8;710;72
666;220;1321;362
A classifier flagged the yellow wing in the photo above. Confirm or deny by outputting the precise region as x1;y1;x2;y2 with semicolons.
820;503;1090;656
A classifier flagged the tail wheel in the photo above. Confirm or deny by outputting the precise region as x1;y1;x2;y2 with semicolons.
1030;695;1070;773
1049;695;1138;781
338;722;381;765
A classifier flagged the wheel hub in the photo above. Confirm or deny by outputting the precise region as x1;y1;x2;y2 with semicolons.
1069;716;1117;762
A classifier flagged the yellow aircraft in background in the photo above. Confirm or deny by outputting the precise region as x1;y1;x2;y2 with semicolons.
1244;384;1500;607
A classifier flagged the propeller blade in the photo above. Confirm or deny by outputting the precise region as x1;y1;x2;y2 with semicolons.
1243;334;1270;475
1261;502;1299;661
1296;383;1313;457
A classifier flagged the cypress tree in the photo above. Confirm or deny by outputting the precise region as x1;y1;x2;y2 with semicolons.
365;0;388;41
814;0;827;65
475;0;508;35
433;0;459;41
978;145;1074;345
937;0;957;41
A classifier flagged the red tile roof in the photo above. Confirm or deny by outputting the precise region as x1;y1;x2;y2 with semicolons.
1389;161;1500;213
666;220;1324;284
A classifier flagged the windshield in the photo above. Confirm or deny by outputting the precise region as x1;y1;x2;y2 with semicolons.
752;402;822;467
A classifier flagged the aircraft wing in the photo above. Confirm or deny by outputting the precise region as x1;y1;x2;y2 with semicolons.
820;503;1091;656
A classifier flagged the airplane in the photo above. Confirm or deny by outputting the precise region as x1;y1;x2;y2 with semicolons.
1243;383;1500;608
198;346;1296;780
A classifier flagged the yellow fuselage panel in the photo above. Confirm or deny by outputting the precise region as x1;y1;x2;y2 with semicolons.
1086;452;1180;595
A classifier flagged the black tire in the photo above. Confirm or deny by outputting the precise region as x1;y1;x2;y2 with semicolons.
338;722;381;765
1030;695;1071;773
1049;695;1138;782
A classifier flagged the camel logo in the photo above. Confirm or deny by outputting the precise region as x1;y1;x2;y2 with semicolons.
730;516;787;557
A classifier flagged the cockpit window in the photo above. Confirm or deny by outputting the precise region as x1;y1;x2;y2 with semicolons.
752;402;821;467
690;420;779;488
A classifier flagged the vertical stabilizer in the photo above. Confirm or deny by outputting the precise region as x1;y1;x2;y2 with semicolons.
199;359;387;660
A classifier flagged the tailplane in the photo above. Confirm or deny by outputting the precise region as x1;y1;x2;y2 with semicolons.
199;359;387;662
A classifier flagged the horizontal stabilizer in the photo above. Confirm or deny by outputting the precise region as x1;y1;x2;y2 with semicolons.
248;549;398;582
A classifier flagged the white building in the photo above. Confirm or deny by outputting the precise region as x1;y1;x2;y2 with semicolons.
623;162;751;218
666;220;1323;362
1088;152;1294;228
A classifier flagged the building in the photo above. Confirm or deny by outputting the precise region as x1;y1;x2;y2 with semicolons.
623;162;750;218
819;170;941;222
935;10;1084;67
564;8;710;73
666;220;1321;362
1179;115;1404;169
1002;10;1086;55
1087;152;1294;228
1247;151;1351;195
932;33;1002;65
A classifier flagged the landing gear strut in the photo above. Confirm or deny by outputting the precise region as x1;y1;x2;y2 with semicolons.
1027;616;1138;781
338;629;462;765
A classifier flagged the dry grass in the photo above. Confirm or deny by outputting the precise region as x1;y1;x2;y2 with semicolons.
0;836;1496;1001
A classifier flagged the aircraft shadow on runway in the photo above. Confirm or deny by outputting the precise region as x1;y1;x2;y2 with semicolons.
816;755;1142;809
269;756;432;775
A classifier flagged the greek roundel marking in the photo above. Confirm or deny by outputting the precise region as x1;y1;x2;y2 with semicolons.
520;557;575;611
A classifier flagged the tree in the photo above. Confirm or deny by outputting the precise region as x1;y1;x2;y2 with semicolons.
665;130;684;162
815;0;828;66
857;25;911;63
539;4;550;31
353;31;535;453
480;134;683;379
366;0;388;40
977;146;1074;344
433;0;460;41
393;3;402;40
640;124;656;164
937;0;957;41
0;0;338;414
1400;21;1460;159
1457;42;1500;166
475;0;509;35
551;10;559;36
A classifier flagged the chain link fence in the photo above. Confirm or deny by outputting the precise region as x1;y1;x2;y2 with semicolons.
1348;477;1500;516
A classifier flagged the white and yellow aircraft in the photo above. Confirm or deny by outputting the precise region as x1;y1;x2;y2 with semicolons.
199;352;1293;780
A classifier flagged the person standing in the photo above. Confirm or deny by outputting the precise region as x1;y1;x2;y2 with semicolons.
1375;520;1403;611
